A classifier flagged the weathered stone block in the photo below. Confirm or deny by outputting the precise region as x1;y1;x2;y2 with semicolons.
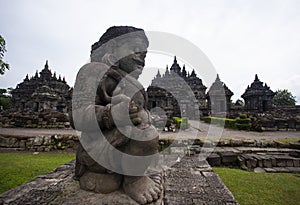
263;158;272;168
276;157;287;167
19;140;26;148
254;167;266;173
33;136;44;146
286;167;300;174
273;167;289;173
207;153;221;166
230;139;243;147
219;152;237;166
264;168;277;173
293;159;300;167
271;157;276;167
0;136;18;148
289;142;300;150
242;139;256;147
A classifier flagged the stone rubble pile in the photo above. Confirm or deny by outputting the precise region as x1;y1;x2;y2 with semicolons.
0;111;70;129
0;134;78;152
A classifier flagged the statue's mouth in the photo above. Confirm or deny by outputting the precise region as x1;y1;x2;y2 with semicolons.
133;58;145;67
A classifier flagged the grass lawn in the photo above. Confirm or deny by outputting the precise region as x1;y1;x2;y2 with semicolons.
0;153;75;194
214;167;300;205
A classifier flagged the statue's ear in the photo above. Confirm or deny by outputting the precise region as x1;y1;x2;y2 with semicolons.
101;53;118;67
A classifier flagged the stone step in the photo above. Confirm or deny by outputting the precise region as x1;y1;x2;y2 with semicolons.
164;157;239;205
206;148;300;172
264;167;300;174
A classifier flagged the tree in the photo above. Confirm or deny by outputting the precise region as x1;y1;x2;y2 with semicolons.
0;88;12;110
235;99;244;106
0;35;9;75
273;89;296;106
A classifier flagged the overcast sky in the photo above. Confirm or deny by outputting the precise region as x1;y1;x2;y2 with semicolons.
1;0;300;103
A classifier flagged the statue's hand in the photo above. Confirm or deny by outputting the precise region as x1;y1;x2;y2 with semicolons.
129;103;142;126
110;94;141;126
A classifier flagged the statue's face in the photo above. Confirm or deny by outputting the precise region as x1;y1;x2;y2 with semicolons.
116;37;148;78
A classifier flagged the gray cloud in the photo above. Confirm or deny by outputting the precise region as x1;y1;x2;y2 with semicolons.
1;0;299;103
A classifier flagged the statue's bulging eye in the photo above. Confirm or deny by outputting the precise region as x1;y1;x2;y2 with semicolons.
134;47;140;53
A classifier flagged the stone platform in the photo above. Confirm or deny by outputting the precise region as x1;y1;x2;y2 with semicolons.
0;157;238;205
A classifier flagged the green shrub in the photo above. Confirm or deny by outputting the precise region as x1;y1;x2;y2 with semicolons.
224;119;237;129
236;123;251;131
202;116;237;129
173;117;189;130
239;114;247;119
172;117;182;128
202;115;253;131
202;116;211;123
236;118;251;124
181;117;190;130
0;97;11;110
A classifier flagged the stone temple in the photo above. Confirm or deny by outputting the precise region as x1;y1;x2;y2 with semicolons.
11;61;72;113
206;74;233;113
147;56;207;119
242;74;275;112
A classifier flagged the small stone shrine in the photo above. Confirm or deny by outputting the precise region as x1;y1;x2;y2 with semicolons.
11;60;72;113
242;74;275;112
206;74;233;113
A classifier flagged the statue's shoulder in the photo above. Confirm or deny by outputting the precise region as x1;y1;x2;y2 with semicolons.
77;62;110;78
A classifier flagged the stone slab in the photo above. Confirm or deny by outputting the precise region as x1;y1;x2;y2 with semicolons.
0;160;163;205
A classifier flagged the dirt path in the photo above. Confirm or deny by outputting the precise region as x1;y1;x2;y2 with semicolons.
1;121;299;140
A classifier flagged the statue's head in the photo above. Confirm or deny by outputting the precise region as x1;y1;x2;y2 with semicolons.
91;26;149;78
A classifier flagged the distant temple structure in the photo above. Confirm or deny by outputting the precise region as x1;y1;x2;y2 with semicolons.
11;61;72;113
4;57;299;130
206;74;233;113
242;74;275;112
147;56;207;118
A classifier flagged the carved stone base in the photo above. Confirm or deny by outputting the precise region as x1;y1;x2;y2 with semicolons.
79;172;122;194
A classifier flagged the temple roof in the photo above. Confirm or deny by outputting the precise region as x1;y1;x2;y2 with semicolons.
12;60;70;96
207;74;233;97
169;56;181;74
39;60;52;81
242;74;274;99
149;56;207;91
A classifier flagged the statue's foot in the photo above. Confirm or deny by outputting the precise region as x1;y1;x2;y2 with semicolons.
123;176;161;204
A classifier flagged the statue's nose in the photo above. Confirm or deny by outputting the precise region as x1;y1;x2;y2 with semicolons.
137;51;147;58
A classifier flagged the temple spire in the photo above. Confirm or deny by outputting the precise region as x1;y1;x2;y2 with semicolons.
191;69;196;77
174;56;177;64
53;72;57;80
254;74;259;81
24;74;29;81
165;65;169;75
35;70;38;78
182;64;187;77
156;70;161;78
45;60;49;70
216;74;220;82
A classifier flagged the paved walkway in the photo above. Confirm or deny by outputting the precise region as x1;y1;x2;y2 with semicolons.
164;156;238;204
161;120;300;140
0;121;299;140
